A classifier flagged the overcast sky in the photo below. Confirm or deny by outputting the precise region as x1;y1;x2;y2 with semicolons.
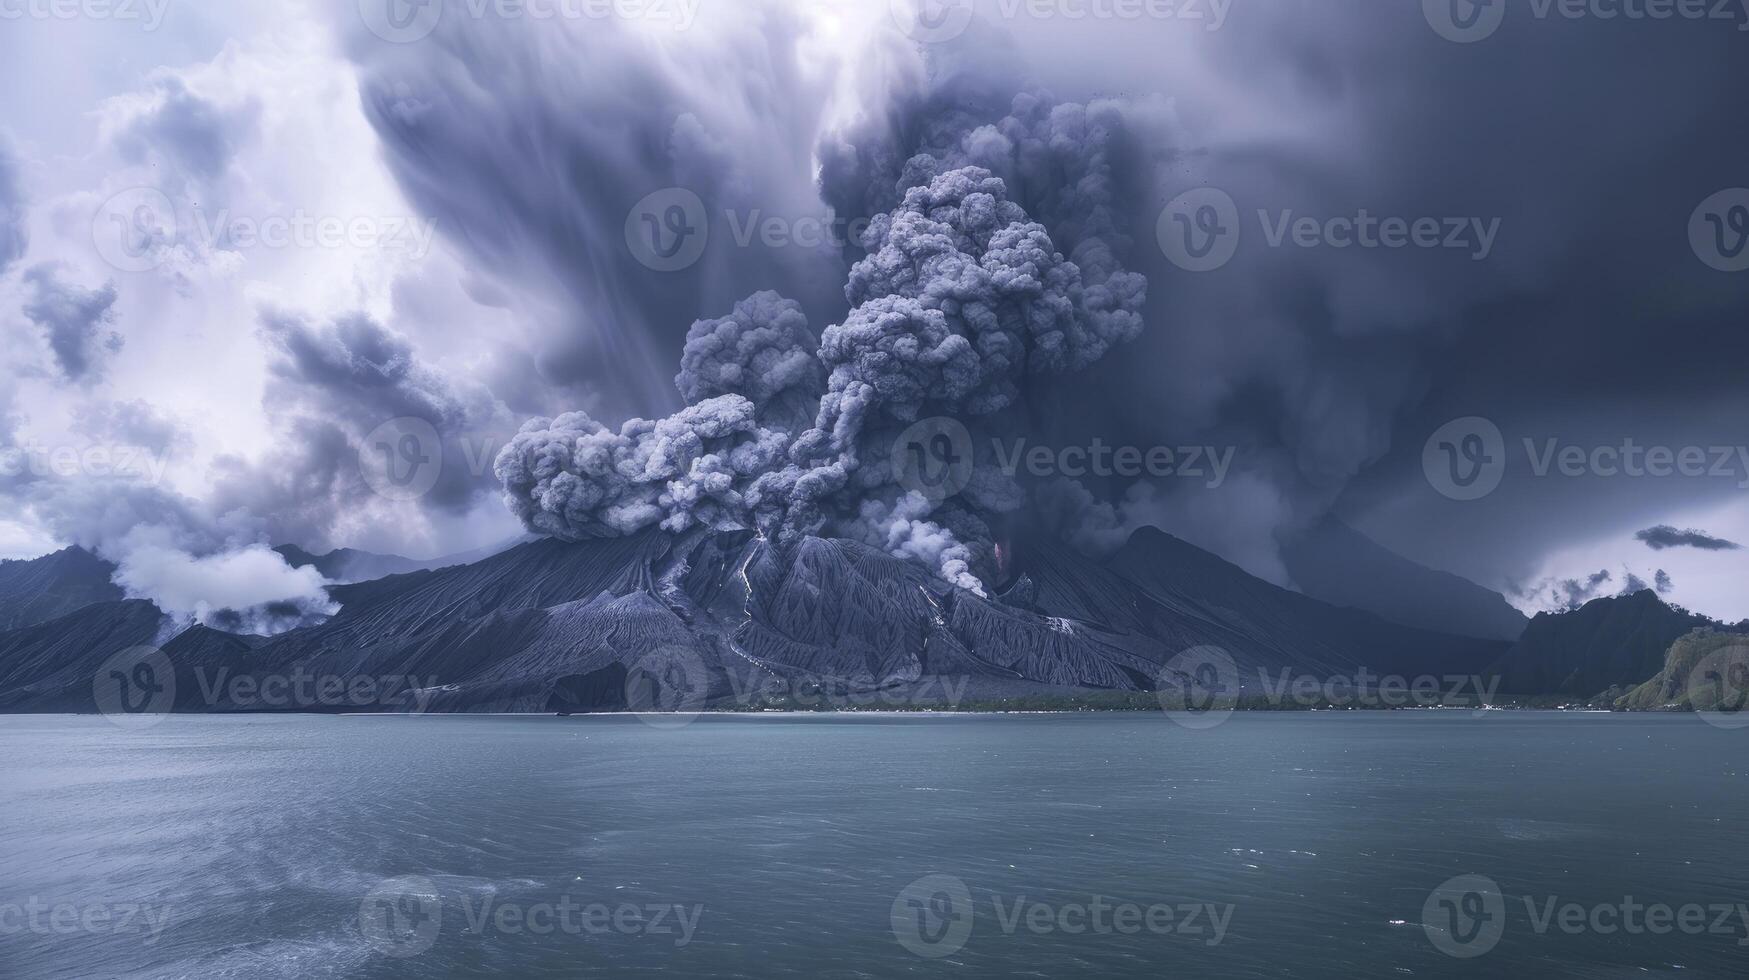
0;0;1744;622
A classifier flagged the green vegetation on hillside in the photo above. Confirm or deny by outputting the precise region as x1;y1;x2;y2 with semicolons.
1618;630;1749;715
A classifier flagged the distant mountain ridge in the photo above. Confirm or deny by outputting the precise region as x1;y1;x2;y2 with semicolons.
0;547;123;631
0;527;1510;714
273;538;528;583
1488;590;1718;696
8;528;1734;714
1282;519;1529;642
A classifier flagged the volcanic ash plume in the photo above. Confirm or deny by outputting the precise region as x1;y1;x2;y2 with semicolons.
496;166;1146;592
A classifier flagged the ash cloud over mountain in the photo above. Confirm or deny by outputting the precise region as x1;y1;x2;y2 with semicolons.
17;476;337;633
342;2;847;418
378;4;1749;602
496;162;1148;592
2;1;1745;621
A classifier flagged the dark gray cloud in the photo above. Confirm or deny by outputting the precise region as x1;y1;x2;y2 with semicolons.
260;309;473;431
332;6;1749;604
897;6;1749;593
70;399;189;458
344;2;846;417
209;308;511;549
675;290;822;433
208;417;355;549
0;135;24;275
497;159;1147;592
1242;10;1749;588
3;461;336;632
358;4;1747;602
1636;525;1741;552
110;74;259;190
21;264;122;382
1655;569;1675;594
1555;569;1613;611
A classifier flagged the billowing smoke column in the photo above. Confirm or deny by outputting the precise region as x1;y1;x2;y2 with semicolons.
818;87;1152;343
498;136;1148;592
675;290;824;435
496;291;813;540
493;396;789;539
750;165;1143;591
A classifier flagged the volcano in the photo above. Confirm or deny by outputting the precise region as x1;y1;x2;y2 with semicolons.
0;527;1513;714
